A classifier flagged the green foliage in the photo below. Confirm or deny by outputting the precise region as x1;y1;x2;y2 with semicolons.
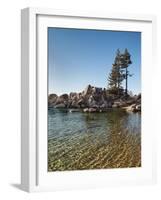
108;48;132;95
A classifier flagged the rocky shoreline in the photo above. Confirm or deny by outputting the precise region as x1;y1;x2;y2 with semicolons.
48;85;141;113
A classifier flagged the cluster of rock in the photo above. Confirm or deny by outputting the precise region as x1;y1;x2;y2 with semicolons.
48;84;141;113
123;94;141;112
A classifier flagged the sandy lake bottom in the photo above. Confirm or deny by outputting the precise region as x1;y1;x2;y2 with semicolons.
48;108;141;171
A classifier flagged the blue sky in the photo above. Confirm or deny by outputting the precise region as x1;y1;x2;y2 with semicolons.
48;28;141;95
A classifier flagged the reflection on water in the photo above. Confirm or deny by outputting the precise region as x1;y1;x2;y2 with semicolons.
48;108;141;171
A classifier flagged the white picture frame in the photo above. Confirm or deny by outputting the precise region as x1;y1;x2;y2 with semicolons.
21;7;157;192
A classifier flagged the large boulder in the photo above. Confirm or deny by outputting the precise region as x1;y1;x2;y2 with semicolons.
55;94;68;105
93;94;102;102
50;84;141;111
136;93;141;100
83;84;92;96
125;103;141;112
77;92;82;99
112;101;121;108
71;101;80;108
107;102;112;108
81;85;114;108
112;104;119;108
48;94;58;106
88;95;93;103
69;92;77;100
136;104;141;111
100;102;108;108
77;98;86;108
83;108;89;112
59;94;68;100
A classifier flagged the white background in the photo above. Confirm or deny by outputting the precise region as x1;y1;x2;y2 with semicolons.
0;0;160;199
37;15;153;188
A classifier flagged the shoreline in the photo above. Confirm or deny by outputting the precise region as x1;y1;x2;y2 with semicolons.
49;85;141;113
49;106;141;113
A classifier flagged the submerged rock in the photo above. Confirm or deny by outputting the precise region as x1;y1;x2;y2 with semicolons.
88;108;97;112
69;109;80;112
83;108;89;113
125;103;141;112
54;103;66;108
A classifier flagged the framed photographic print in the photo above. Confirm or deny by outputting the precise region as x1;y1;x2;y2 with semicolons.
21;8;156;192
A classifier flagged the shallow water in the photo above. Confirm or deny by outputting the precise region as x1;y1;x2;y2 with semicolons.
48;108;141;171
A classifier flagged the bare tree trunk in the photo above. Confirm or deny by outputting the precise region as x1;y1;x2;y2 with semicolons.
125;67;128;95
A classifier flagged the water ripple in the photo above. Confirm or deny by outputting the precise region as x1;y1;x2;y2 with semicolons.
48;108;141;171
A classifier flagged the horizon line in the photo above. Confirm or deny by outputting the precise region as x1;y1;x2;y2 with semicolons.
48;85;141;96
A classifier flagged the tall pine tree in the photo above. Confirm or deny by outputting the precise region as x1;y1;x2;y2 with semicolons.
108;48;132;95
108;49;124;95
120;48;132;95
